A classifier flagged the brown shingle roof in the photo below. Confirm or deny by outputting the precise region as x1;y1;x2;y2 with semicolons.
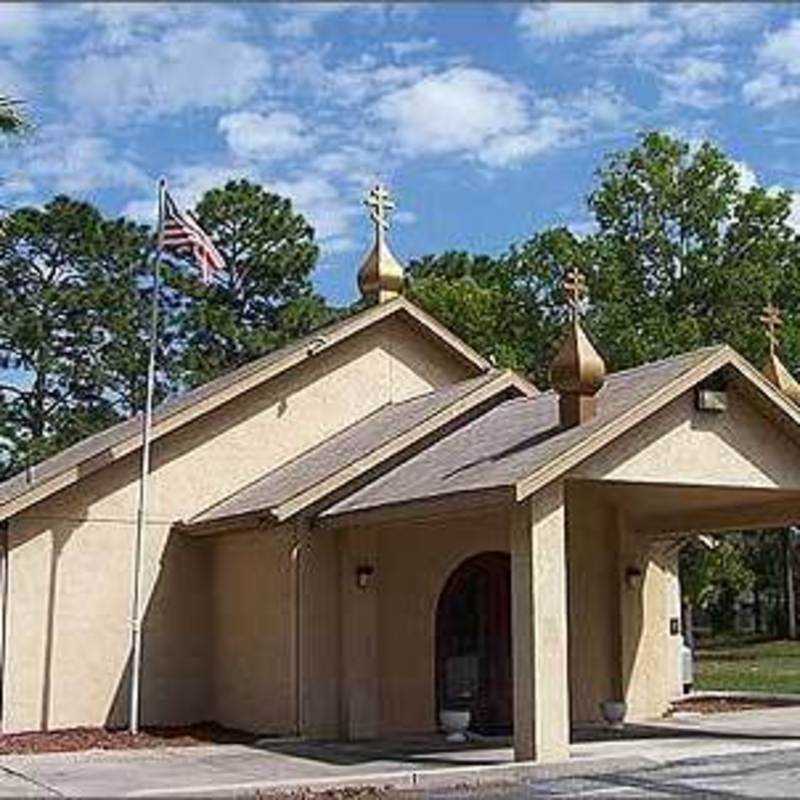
321;346;729;517
185;369;532;529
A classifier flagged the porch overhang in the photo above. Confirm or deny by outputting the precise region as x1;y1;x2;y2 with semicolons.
568;477;800;537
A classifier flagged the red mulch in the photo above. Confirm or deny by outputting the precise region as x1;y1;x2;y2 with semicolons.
670;696;800;715
255;791;401;800
0;722;257;755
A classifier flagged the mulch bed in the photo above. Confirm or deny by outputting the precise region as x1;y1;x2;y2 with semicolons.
0;721;258;755
670;696;800;715
254;791;403;800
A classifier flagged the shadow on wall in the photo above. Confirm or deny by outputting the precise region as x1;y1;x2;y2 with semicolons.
39;520;80;731
106;531;212;730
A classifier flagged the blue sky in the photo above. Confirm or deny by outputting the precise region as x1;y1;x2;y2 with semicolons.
2;3;800;304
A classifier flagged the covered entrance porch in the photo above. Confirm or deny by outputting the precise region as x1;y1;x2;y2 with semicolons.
325;475;800;765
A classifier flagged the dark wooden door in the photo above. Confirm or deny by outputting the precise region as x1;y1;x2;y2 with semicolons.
436;552;512;734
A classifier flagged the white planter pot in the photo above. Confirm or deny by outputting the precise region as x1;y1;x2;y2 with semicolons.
600;700;627;728
439;709;471;743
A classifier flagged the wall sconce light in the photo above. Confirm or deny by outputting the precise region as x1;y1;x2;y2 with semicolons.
624;566;643;590
355;565;375;590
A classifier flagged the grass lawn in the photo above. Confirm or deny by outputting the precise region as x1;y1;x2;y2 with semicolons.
695;638;800;694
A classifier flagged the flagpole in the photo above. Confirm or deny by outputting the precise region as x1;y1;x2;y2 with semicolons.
129;177;166;735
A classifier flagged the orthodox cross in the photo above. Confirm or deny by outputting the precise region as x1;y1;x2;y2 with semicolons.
563;268;588;321
760;302;783;357
364;183;395;233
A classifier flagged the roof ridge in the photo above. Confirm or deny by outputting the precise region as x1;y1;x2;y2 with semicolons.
605;344;728;381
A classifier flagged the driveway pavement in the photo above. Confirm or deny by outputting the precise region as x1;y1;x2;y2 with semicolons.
2;707;800;797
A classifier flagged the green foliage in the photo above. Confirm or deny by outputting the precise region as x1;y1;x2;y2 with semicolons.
583;132;800;372
167;180;335;386
0;181;339;476
411;131;800;384
680;537;755;611
407;252;535;372
0;197;152;476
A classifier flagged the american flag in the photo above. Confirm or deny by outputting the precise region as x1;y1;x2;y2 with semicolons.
161;191;225;282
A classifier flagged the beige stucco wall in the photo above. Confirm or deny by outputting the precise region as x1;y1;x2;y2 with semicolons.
4;316;473;734
566;384;800;724
576;386;800;488
373;507;511;735
565;496;619;724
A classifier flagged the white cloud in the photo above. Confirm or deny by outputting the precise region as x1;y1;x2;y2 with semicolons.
377;67;529;158
0;58;30;98
743;73;800;108
758;18;800;75
666;4;762;38
518;3;652;42
662;57;727;108
0;5;42;45
1;125;148;199
376;66;629;168
519;2;762;48
271;174;360;250
284;52;430;108
270;3;355;37
732;160;758;192
63;26;270;123
744;20;800;109
218;111;312;160
385;38;438;58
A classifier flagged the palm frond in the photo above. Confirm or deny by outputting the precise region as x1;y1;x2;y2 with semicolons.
0;96;28;135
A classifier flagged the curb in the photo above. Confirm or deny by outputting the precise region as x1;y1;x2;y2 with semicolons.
679;691;800;704
128;755;654;798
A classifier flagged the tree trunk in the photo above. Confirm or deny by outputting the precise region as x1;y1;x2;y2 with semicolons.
754;589;762;635
786;529;797;640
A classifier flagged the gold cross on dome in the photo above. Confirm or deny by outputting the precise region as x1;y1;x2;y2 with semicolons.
760;302;783;357
364;183;395;231
564;268;587;320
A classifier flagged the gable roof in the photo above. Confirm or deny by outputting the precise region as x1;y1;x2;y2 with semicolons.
320;345;800;522
180;369;535;534
0;297;491;521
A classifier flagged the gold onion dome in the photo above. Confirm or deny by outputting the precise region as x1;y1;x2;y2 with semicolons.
763;352;800;406
549;319;607;397
358;237;404;304
358;183;405;305
548;268;607;427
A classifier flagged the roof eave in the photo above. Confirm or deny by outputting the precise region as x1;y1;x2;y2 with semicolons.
513;344;798;502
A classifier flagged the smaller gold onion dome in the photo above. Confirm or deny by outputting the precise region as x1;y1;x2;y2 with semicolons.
358;183;405;305
763;352;800;406
550;319;607;397
759;303;800;406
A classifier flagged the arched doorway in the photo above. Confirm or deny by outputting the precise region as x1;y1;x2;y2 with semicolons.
435;551;512;734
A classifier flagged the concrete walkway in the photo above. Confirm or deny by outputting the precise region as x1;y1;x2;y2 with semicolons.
3;707;800;798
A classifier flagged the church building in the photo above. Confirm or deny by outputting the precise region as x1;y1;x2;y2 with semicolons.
2;186;800;763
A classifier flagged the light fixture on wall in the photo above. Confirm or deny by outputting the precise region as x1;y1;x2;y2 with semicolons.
624;566;643;590
356;565;375;590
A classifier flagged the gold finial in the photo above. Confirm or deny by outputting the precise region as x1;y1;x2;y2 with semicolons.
760;302;800;405
358;182;405;305
760;302;782;358
564;268;587;321
549;266;606;427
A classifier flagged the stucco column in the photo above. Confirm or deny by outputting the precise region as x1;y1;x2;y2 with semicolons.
510;483;569;762
339;528;380;739
616;511;674;720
